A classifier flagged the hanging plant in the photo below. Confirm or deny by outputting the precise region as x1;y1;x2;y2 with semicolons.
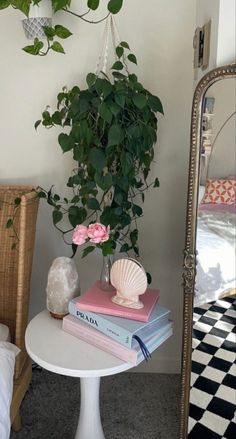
36;41;163;283
0;0;124;55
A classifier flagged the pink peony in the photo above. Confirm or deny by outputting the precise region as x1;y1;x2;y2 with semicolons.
87;223;110;244
72;224;88;245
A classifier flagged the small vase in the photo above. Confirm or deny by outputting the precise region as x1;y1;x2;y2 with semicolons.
100;255;113;291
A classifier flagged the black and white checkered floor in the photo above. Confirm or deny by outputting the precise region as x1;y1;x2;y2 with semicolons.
188;296;236;439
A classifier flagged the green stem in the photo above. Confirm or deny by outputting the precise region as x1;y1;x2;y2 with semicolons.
62;8;110;24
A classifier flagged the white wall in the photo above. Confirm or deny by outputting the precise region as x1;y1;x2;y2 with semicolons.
195;0;236;82
196;0;220;76
217;0;236;66
0;0;196;373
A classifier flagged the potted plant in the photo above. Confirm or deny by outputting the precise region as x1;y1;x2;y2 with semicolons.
0;0;124;55
36;42;163;282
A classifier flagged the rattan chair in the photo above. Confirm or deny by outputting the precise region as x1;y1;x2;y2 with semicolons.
0;186;39;431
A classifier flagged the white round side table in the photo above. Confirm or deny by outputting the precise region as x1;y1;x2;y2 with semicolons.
25;310;134;439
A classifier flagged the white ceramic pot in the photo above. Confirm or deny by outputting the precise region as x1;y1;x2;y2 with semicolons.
22;0;52;40
46;257;80;319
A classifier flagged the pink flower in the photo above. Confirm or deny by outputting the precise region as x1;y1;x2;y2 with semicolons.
87;223;110;244
72;224;88;245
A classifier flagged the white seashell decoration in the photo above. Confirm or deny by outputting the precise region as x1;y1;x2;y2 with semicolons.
110;258;147;309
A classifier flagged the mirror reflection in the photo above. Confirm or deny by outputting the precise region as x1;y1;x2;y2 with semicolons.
188;78;236;438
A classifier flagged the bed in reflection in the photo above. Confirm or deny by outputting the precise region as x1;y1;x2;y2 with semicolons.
195;180;236;306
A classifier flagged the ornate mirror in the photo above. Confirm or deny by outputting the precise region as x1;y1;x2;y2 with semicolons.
180;64;236;439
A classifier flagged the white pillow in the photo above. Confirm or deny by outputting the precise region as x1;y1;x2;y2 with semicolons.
0;324;10;342
0;341;20;439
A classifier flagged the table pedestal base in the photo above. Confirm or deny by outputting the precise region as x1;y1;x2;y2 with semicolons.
75;377;105;439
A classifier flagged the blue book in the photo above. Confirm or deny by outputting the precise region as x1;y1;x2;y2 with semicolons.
68;298;170;348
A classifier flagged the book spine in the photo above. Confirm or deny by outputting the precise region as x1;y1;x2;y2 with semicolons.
63;318;137;365
68;300;133;348
76;302;148;322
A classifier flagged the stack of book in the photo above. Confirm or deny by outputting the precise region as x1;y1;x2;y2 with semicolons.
62;281;173;366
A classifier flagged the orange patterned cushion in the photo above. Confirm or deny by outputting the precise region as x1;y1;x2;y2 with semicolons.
202;179;236;204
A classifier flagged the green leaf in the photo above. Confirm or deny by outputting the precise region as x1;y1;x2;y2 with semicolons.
51;111;62;125
71;243;78;258
0;1;10;10
6;218;13;228
109;101;120;117
79;181;96;196
128;73;138;82
14;197;21;206
89;148;106;171
120;243;129;253
120;41;130;49
58;133;74;152
107;124;123;146
53;209;63;225
37;191;47;198
116;46;124;58
148;95;164;114
54;25;72;39
132;93;147;109
95;173;112;191
100;206;117;228
112;71;127;80
87;0;99;10
121;151;133;175
130;229;138;245
12;0;31;16
127;53;137;64
82;245;95;258
68;206;87;227
114;93;125;108
23;38;44;55
108;0;123;14
102;240;114;256
111;61;123;71
146;272;152;285
99;102;112;124
34;119;41;130
86;72;96;88
43;26;55;40
51;41;65;54
154;177;160;187
101;80;112;98
87;198;100;211
51;0;71;13
132;204;143;216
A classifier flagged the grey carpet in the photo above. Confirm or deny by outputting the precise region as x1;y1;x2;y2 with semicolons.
10;369;180;439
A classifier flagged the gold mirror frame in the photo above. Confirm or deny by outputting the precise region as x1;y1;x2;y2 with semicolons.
180;63;236;439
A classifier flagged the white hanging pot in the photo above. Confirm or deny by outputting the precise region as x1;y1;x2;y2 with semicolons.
22;0;52;40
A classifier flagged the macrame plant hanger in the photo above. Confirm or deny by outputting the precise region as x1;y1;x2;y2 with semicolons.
95;15;121;78
94;16;121;208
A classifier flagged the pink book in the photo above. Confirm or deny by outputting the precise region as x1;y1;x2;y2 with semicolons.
62;314;173;366
75;281;160;322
